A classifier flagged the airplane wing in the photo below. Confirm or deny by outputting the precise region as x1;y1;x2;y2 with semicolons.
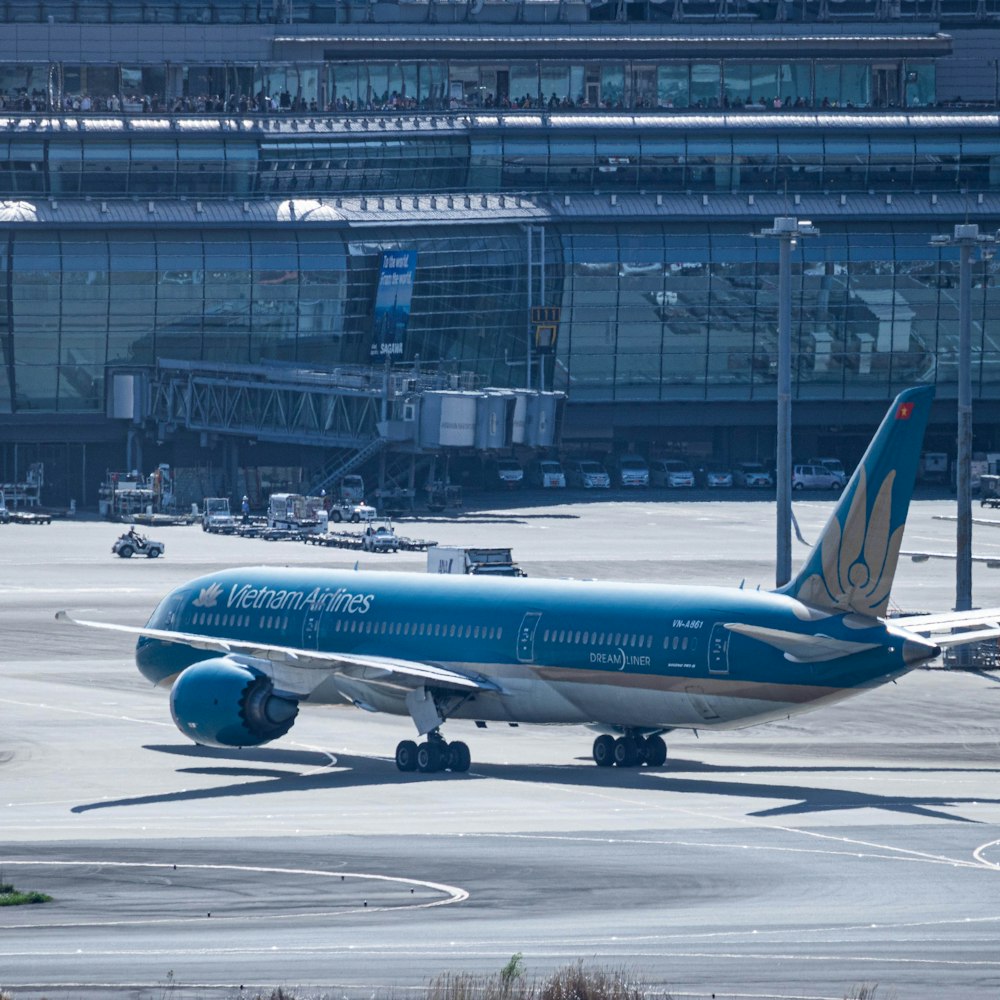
888;607;1000;648
902;549;1000;568
55;612;502;694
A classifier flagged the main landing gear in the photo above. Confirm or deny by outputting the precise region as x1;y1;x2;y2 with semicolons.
395;730;471;774
592;732;667;768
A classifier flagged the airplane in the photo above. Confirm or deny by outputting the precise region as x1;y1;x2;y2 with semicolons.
59;385;1000;774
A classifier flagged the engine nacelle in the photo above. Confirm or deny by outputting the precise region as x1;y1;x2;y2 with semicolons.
169;657;299;748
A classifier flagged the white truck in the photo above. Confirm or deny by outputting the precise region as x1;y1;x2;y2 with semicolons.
202;497;237;533
329;500;377;524
427;546;525;577
267;493;326;533
362;519;400;553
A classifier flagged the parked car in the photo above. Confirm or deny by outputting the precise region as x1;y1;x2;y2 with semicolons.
808;456;847;487
792;463;844;490
608;454;650;488
649;458;695;488
527;458;566;489
702;465;733;488
565;459;611;489
733;462;773;488
485;457;524;490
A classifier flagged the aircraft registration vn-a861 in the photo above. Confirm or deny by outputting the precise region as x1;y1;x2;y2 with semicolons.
60;386;1000;773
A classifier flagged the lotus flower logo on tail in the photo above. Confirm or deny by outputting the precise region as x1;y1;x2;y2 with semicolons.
781;385;933;619
795;468;903;618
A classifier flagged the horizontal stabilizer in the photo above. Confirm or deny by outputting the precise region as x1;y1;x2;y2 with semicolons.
724;622;880;662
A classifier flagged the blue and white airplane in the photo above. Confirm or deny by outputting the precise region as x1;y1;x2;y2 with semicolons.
60;386;1000;773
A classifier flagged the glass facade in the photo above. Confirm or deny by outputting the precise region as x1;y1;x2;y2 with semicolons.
3;221;999;414
0;55;942;114
0;0;996;23
3;119;998;199
1;227;526;413
554;224;1000;403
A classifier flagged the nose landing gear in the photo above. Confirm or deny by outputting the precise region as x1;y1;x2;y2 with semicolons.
592;732;667;768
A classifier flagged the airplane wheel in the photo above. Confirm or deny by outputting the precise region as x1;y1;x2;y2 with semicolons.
643;735;667;767
448;741;471;772
395;739;418;772
417;741;444;773
613;737;640;767
592;734;616;767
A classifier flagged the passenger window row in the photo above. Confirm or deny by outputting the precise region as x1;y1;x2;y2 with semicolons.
333;618;502;641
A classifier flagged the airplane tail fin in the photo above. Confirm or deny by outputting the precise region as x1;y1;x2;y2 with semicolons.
779;386;934;618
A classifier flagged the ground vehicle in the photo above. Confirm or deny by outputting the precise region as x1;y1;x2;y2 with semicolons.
733;462;773;488
268;493;325;532
112;529;164;558
329;501;377;524
609;454;650;488
527;458;566;489
362;520;399;552
565;459;610;489
0;490;8;524
808;457;847;487
339;475;365;503
792;463;843;490
702;465;733;488
649;458;695;488
485;457;524;490
202;497;236;533
981;475;1000;508
427;545;525;576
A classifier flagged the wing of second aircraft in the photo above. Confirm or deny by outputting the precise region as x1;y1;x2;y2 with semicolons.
889;607;1000;648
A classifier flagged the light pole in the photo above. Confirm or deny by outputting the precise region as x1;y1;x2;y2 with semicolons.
755;217;819;587
929;223;997;613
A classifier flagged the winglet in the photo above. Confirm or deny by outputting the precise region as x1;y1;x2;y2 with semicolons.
780;386;934;618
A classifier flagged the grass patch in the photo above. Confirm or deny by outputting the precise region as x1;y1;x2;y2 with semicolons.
0;881;52;906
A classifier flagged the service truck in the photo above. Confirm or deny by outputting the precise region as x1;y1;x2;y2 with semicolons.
329;500;377;523
427;545;525;576
202;497;237;533
267;493;326;533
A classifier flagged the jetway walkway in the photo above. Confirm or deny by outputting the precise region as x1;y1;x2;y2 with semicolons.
132;360;564;498
147;359;385;449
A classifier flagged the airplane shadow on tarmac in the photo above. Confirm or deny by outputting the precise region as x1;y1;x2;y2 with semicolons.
68;742;1000;823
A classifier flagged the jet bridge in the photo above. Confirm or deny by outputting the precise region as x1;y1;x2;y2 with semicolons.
146;359;384;449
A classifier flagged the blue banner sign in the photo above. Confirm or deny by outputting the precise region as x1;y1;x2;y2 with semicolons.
371;249;417;359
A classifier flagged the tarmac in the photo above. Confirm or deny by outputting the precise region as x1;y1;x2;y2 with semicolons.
2;492;1000;1000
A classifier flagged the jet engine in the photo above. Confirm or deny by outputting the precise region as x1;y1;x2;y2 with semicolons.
169;657;299;748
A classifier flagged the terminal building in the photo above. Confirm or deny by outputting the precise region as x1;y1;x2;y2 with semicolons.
1;0;1000;506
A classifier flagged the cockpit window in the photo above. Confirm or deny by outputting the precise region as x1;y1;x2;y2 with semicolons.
145;590;188;630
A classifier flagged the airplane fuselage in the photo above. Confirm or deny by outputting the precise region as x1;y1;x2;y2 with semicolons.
137;567;922;734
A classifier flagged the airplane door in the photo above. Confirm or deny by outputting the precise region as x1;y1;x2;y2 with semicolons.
516;612;542;663
708;623;730;675
302;608;321;649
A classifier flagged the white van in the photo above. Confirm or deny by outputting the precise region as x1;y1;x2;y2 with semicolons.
528;459;566;489
792;463;843;490
566;459;610;489
649;458;695;488
611;454;650;488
